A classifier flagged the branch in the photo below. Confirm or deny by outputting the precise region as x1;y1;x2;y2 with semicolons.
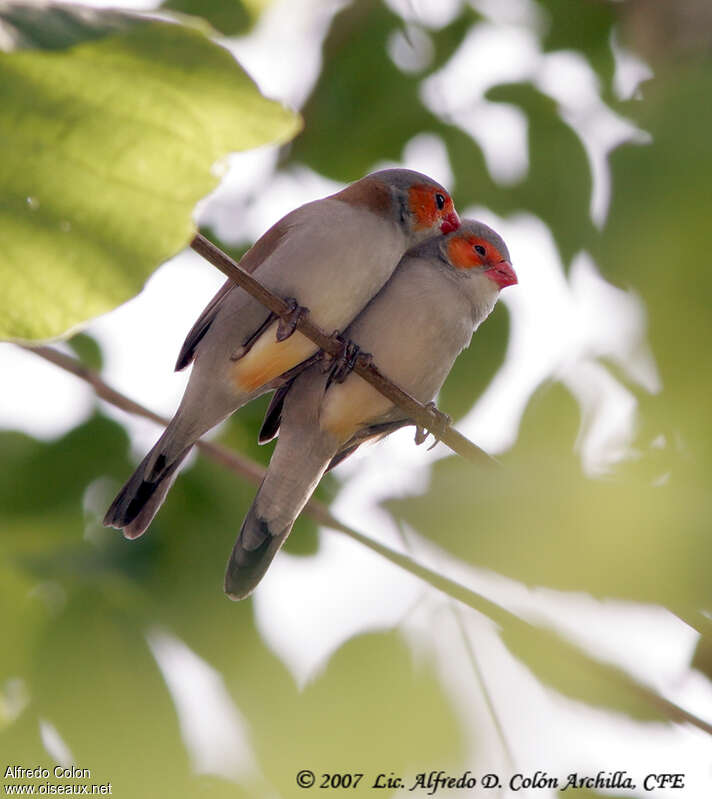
190;232;496;466
22;344;712;739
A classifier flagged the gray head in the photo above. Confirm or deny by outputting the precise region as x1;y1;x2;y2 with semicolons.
412;218;517;289
333;168;460;243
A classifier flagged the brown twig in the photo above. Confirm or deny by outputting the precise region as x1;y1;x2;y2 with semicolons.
190;232;496;466
21;344;712;738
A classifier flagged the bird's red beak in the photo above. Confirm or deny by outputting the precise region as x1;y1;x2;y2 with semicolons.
440;210;460;234
487;260;518;289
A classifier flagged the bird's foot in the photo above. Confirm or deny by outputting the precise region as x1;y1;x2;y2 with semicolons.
322;332;371;383
414;402;451;449
276;298;309;341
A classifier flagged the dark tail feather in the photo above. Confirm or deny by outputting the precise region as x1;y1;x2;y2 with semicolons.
258;384;289;444
224;495;292;601
103;439;190;539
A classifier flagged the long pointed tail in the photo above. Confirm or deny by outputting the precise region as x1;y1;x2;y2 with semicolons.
224;437;333;600
103;425;192;539
224;490;291;600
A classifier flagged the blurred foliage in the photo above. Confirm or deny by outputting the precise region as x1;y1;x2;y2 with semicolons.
499;615;665;722
438;301;509;421
0;2;299;341
388;382;711;609
2;0;712;794
161;0;253;36
0;415;459;797
0;1;136;50
66;332;103;372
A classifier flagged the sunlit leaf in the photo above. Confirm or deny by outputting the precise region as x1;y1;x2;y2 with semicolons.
0;8;300;341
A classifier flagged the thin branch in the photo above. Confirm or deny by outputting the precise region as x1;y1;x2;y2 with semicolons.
22;344;712;739
453;605;517;778
190;232;496;466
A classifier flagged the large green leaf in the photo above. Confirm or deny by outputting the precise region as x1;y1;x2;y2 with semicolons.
0;5;300;341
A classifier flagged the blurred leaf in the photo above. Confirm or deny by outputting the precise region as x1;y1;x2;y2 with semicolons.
0;416;127;520
0;1;136;51
291;0;476;181
692;629;712;682
30;592;189;797
387;382;712;609
255;632;462;795
484;83;596;261
438;302;509;420
500;619;664;721
536;0;617;91
161;0;252;36
291;0;426;180
3;414;445;796
0;12;300;341
67;331;103;371
593;62;712;464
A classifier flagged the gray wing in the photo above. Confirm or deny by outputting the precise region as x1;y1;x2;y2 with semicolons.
175;280;234;371
175;219;290;371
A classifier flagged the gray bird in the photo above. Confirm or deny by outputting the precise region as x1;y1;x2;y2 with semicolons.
225;219;517;599
104;169;459;539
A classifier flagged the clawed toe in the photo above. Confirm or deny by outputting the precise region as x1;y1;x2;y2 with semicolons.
276;298;309;341
414;402;451;448
322;333;369;383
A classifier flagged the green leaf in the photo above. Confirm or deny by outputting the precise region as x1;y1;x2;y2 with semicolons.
161;0;253;36
387;382;712;609
66;331;103;371
0;1;137;51
291;0;476;182
483;83;596;262
536;0;617;92
254;632;463;795
592;63;712;464
499;618;664;722
0;10;300;341
438;302;509;421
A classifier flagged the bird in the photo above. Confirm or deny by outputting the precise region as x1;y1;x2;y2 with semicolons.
104;168;460;539
224;218;517;599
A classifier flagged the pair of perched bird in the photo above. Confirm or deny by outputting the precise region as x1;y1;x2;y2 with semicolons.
104;168;517;599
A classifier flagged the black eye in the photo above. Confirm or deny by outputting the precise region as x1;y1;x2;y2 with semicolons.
435;193;446;210
474;244;486;256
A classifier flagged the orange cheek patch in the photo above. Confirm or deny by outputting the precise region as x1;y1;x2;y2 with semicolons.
447;236;479;269
408;185;439;230
232;323;318;393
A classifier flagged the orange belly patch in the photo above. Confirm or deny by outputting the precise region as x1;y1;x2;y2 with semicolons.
320;376;393;442
232;322;318;393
